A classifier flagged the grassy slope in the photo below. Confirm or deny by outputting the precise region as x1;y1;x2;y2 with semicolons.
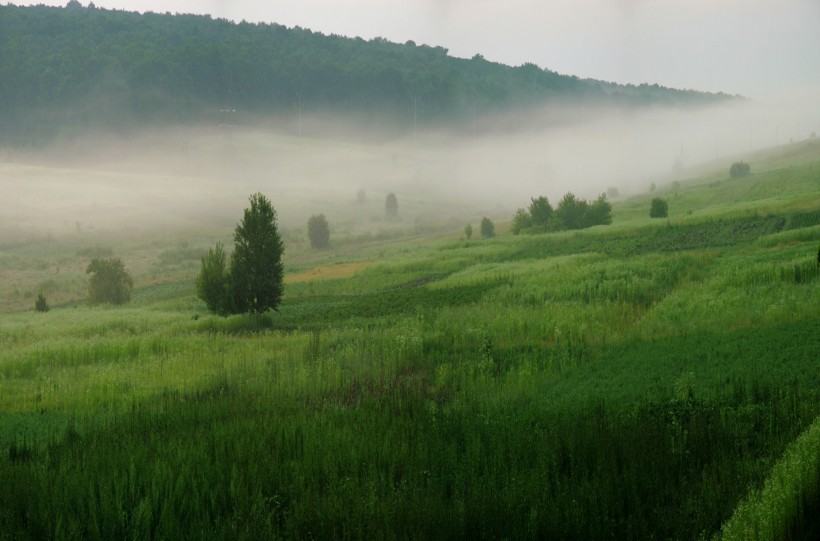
0;140;818;539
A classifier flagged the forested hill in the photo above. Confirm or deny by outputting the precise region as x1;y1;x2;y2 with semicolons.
0;2;736;145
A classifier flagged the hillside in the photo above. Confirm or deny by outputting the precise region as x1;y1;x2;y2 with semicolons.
0;2;737;146
0;137;818;537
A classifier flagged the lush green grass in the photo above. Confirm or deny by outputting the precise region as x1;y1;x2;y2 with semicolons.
1;143;819;539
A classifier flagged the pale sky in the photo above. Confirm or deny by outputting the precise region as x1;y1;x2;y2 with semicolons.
10;0;820;103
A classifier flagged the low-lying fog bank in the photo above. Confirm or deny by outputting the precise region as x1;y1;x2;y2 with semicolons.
1;98;817;243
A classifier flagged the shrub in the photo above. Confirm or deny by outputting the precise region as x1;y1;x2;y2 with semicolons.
385;193;398;219
87;257;133;305
196;243;231;316
729;161;751;178
34;293;49;312
650;197;669;218
464;223;473;240
307;214;330;249
480;217;495;239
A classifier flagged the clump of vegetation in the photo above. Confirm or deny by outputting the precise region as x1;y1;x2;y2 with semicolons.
307;214;330;249
513;192;612;234
197;193;284;316
356;189;366;204
34;293;49;312
480;217;495;238
650;197;669;218
464;223;472;240
385;193;398;220
86;257;133;305
730;160;751;178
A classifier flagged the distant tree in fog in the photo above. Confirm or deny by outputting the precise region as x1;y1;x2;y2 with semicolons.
385;193;398;219
356;189;366;204
35;293;49;312
308;214;330;249
464;223;473;240
511;208;532;235
729;161;751;178
480;217;495;239
650;197;669;218
528;196;553;226
87;257;133;305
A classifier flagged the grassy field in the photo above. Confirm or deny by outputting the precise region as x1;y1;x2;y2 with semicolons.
1;139;819;539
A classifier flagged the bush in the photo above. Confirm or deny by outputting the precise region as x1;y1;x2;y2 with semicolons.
385;193;398;219
650;197;669;218
87;257;133;305
480;217;495;239
34;293;49;312
730;161;751;178
307;214;330;249
464;223;472;240
196;243;231;316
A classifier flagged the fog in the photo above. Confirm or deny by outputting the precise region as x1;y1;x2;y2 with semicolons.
1;98;818;245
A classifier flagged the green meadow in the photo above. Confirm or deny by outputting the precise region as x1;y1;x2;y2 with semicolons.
1;139;819;539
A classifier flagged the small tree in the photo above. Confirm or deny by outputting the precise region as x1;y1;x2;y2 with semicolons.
230;193;285;315
528;196;553;226
196;242;231;315
385;192;398;219
35;293;49;313
307;214;330;249
586;193;613;226
87;257;133;305
555;192;589;230
650;197;669;218
480;217;495;239
356;189;366;204
511;208;532;235
729;161;751;178
464;223;473;240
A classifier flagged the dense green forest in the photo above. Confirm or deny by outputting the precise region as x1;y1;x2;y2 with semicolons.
0;2;737;145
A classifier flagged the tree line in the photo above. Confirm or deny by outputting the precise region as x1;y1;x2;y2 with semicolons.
0;2;737;145
512;192;612;234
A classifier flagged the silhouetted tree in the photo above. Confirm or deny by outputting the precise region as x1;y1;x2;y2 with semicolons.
230;193;285;314
650;197;669;218
308;213;330;249
385;193;398;219
480;217;495;239
464;223;473;240
87;257;133;305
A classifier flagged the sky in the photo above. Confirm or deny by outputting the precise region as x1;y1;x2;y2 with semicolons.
11;0;820;103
